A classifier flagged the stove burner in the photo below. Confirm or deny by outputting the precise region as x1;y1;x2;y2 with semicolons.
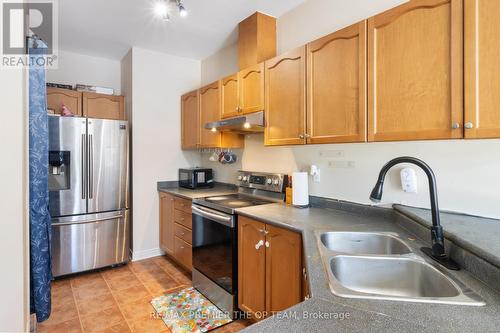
205;196;229;201
200;194;274;211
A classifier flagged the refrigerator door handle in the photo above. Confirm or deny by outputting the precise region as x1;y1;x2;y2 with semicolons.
52;214;124;226
89;134;94;199
81;133;87;199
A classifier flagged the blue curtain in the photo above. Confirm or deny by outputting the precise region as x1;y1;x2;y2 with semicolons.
29;41;52;322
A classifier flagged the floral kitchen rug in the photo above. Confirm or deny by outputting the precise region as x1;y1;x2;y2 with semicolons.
151;287;232;333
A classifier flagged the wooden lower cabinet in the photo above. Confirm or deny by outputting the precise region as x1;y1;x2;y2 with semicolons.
238;216;303;321
238;217;267;318
159;192;175;255
265;224;302;312
174;236;192;271
159;192;193;271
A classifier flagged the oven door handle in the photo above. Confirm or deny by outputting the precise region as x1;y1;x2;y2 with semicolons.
192;205;235;228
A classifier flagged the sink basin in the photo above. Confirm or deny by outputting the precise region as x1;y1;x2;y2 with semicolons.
330;256;459;298
320;232;412;255
325;255;484;305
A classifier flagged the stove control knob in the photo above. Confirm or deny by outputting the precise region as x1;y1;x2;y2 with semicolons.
237;175;243;181
243;176;248;182
273;179;280;185
266;178;272;185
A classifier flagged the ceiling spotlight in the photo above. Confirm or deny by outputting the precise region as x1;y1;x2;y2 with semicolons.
154;1;168;18
163;12;170;21
177;1;188;17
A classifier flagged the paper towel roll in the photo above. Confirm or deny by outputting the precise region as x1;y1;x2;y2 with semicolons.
292;172;309;207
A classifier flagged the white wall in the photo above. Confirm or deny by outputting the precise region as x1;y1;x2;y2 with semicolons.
201;43;239;86
47;49;122;94
0;69;29;330
123;47;201;260
200;0;500;219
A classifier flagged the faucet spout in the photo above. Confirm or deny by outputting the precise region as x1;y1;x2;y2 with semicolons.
370;156;459;270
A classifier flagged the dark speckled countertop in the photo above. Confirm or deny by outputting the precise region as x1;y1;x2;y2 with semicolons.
156;182;500;332
235;203;500;333
157;181;237;199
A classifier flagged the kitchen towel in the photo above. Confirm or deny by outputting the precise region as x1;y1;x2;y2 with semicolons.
292;172;309;207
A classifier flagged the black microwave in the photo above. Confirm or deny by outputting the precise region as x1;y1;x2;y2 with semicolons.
179;168;214;189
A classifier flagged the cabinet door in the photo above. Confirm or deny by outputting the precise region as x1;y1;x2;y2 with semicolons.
239;63;265;114
307;21;367;144
238;216;266;319
199;82;222;148
265;47;307;146
159;192;175;255
174;236;192;271
83;92;125;120
221;74;239;119
47;88;82;116
265;224;302;313
464;0;500;138
181;90;199;149
368;0;463;141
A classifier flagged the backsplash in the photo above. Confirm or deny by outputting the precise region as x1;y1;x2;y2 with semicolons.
201;134;500;220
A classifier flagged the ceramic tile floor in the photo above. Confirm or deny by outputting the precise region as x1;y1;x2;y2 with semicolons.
38;256;251;333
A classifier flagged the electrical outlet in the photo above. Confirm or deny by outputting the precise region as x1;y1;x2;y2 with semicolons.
328;160;355;169
319;150;345;158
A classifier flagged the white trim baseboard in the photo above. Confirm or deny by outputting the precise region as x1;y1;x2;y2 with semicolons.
131;247;165;261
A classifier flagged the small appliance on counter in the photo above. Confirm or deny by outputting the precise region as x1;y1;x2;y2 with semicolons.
178;168;214;189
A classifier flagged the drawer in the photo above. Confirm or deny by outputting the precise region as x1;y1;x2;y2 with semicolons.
174;209;192;229
174;197;192;214
174;236;192;271
174;223;192;245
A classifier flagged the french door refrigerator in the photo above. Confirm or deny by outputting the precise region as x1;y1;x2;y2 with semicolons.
48;115;129;277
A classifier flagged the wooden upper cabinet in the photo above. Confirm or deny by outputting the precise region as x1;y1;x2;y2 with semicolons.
221;74;239;119
199;81;222;148
464;0;500;139
265;224;302;313
239;63;265;114
47;88;82;116
82;92;125;120
159;192;175;255
238;216;266;318
307;21;367;144
368;0;463;141
264;47;307;146
181;90;199;149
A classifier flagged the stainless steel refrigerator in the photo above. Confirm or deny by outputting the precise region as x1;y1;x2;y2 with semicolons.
48;115;129;277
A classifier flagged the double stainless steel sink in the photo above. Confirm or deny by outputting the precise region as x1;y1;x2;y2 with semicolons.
317;231;484;306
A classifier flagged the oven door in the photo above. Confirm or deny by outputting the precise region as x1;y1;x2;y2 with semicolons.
191;205;237;294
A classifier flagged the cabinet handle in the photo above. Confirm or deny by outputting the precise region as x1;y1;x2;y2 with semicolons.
255;240;264;250
304;133;311;138
451;122;461;129
464;122;474;129
299;134;305;139
259;229;268;235
265;241;270;248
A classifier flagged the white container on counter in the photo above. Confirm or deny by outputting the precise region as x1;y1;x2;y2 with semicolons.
292;172;309;207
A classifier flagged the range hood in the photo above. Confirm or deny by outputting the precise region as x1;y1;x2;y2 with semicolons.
205;111;264;133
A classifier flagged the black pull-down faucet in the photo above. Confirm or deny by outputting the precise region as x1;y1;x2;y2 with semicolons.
370;156;460;270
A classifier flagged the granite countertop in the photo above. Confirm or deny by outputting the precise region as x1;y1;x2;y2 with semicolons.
394;205;500;270
235;203;500;333
157;182;237;199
